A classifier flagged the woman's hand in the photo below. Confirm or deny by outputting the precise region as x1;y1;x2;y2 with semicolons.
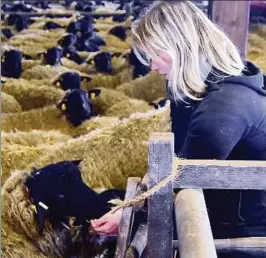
91;209;123;236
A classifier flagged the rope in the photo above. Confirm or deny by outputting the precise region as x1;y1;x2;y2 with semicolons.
108;158;181;213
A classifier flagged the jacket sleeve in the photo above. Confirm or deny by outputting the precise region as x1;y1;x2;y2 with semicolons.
178;103;248;160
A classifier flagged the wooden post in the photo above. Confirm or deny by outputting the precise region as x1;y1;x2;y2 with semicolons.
211;0;250;59
147;132;174;258
115;177;141;258
175;189;217;258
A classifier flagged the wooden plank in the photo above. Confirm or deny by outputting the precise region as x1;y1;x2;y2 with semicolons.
175;189;217;258
211;0;250;59
173;159;266;190
147;132;174;258
125;223;148;258
173;237;266;253
115;177;141;258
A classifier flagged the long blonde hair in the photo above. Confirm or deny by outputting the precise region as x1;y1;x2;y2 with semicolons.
131;1;245;101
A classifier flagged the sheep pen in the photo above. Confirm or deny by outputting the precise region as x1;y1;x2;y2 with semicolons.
1;1;266;257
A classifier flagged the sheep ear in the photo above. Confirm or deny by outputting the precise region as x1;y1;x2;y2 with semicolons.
111;52;122;58
88;89;101;99
148;102;158;109
71;160;82;166
81;76;92;82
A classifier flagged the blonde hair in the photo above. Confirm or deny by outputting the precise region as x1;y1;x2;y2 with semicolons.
131;1;245;101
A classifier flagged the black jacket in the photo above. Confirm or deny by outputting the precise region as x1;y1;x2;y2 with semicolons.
171;61;266;238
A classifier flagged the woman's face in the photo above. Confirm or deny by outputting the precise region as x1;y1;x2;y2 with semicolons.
150;50;172;78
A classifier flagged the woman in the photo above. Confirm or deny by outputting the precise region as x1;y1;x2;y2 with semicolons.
91;1;266;256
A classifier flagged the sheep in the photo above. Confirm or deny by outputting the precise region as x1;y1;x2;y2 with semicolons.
105;98;154;119
1;49;23;78
21;65;70;80
1;95;119;137
1;161;125;258
82;67;133;90
2;145;51;184
25;101;171;190
1;92;22;113
2;79;65;111
1;130;71;147
116;72;167;102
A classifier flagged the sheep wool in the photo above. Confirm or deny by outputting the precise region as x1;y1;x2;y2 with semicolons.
2;80;65;111
2;105;121;137
2;145;51;184
105;98;153;119
22;59;42;70
2;175;69;257
21;65;70;80
2;219;49;258
27;102;171;189
83;67;133;91
1;130;71;147
116;72;167;102
1;92;22;114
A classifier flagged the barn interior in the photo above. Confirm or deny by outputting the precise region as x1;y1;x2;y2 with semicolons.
1;1;266;258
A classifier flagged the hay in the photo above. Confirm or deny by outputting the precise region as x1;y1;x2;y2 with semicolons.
116;72;167;102
1;92;22;114
2;80;65;111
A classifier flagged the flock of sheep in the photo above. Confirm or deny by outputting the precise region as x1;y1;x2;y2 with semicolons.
1;1;266;258
1;1;170;257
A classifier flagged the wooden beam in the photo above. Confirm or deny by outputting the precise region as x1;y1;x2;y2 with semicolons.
175;189;217;258
115;177;141;258
147;132;174;258
211;0;250;59
173;237;266;253
173;159;266;190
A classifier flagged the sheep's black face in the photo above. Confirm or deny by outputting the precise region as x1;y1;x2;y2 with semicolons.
1;50;23;78
1;28;14;39
89;33;106;46
75;37;99;52
7;14;20;26
109;26;127;41
79;16;94;34
24;160;125;235
149;98;169;109
53;71;83;91
75;2;93;12
129;50;151;78
62;47;84;64
112;14;127;23
43;21;63;30
14;16;29;32
10;3;34;12
57;89;94;126
93;52;113;74
43;47;62;66
66;21;81;34
58;33;77;48
24;160;101;234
